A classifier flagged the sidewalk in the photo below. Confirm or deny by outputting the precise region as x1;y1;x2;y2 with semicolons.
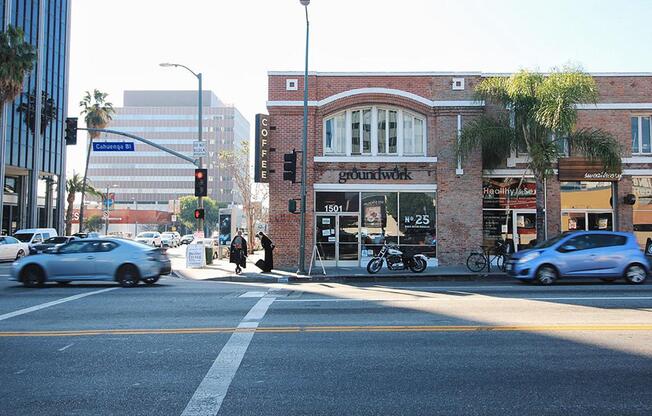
171;249;509;283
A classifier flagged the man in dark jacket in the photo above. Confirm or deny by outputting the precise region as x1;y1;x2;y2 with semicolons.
230;230;247;274
258;232;274;272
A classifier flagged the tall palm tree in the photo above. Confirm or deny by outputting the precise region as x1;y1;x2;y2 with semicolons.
65;172;101;235
0;25;36;106
78;89;115;230
458;67;622;242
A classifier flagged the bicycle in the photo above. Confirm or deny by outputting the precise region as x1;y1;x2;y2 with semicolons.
466;239;511;273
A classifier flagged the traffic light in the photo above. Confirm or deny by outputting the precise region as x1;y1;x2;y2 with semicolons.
288;199;297;213
283;151;297;183
65;117;78;145
194;208;205;219
194;168;208;197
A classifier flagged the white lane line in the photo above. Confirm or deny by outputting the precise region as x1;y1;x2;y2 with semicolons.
238;291;266;298
0;287;118;321
275;296;652;303
58;343;74;352
181;296;275;416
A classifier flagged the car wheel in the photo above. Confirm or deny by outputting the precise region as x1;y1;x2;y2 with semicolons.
142;276;159;285
536;265;558;285
21;265;45;288
117;264;140;288
15;249;25;260
624;264;647;285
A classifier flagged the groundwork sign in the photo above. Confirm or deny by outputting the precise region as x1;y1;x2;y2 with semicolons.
186;243;206;268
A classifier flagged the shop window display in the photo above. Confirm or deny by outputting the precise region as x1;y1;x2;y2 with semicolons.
560;181;613;232
633;176;652;249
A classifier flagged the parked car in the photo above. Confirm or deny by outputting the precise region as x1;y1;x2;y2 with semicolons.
135;232;162;247
161;232;178;248
180;234;194;245
30;236;78;254
14;228;58;246
198;238;219;259
11;238;162;287
72;232;101;239
506;231;649;285
0;236;30;261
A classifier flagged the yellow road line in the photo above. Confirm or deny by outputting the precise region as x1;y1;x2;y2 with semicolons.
2;324;652;337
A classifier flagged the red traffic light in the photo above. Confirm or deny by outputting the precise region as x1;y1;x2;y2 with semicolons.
194;208;205;219
195;170;204;180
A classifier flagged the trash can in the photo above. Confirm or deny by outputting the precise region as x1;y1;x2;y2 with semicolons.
205;246;213;265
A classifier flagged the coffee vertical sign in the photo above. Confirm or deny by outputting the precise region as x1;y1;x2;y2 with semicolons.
254;114;270;183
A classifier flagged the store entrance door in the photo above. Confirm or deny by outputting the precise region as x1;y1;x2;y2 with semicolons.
315;214;360;266
512;210;537;251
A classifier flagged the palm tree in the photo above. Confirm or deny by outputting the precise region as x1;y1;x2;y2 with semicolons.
65;172;101;235
0;25;37;106
458;67;621;243
78;90;115;230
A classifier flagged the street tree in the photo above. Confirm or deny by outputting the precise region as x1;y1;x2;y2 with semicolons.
65;172;102;235
85;215;103;232
78;89;115;231
458;67;621;242
178;196;223;233
219;141;268;253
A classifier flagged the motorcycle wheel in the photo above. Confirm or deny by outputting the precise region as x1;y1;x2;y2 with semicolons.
367;258;383;274
409;257;427;273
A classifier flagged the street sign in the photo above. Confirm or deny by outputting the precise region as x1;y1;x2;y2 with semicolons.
171;214;177;222
93;142;135;152
193;141;207;158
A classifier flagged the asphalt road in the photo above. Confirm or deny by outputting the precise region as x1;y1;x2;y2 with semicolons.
2;261;652;415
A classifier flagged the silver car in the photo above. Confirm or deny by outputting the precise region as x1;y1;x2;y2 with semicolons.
10;238;162;288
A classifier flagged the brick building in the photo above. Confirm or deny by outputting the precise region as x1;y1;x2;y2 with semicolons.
265;71;652;270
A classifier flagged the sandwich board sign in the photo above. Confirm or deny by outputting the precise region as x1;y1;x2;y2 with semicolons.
186;243;206;268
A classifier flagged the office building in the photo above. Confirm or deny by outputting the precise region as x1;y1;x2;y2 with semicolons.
87;90;250;210
0;0;71;234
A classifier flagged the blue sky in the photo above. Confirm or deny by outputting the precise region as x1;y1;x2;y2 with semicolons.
67;0;652;173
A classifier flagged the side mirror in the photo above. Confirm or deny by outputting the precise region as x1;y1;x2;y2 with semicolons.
560;244;577;252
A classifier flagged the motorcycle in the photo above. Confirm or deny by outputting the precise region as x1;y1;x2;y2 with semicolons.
366;243;428;274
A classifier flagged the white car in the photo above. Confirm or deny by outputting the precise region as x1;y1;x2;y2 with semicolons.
135;232;161;247
160;232;178;248
0;236;30;261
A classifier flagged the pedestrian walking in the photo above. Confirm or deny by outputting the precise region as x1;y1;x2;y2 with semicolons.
257;232;275;272
230;230;247;274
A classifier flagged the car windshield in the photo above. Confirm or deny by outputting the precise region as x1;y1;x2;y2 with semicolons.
14;233;33;242
138;233;156;238
44;237;67;244
533;233;569;249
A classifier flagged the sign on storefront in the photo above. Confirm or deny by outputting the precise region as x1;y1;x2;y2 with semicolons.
558;157;622;181
338;167;413;184
254;114;270;183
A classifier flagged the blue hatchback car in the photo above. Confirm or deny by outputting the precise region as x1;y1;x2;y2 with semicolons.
505;231;649;285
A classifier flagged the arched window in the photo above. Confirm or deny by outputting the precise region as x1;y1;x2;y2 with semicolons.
324;106;426;157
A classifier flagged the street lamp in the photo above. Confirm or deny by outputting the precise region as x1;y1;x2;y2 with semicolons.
298;0;310;274
159;62;205;236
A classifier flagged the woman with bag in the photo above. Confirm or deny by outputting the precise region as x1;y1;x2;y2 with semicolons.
258;232;274;273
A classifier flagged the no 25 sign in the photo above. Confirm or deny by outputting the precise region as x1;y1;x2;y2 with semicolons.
404;214;431;227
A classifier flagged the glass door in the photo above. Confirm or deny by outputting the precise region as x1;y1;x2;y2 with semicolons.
337;215;359;265
316;215;336;262
513;211;536;251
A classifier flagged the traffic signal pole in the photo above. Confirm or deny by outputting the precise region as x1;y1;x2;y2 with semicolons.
197;73;204;237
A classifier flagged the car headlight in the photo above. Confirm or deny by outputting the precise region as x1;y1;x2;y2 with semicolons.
518;251;541;263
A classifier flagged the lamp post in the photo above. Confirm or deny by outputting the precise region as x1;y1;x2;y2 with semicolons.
298;0;310;274
160;62;204;236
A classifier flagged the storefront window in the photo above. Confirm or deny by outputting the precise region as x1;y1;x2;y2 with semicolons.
361;192;398;252
315;192;359;213
398;192;436;257
561;181;613;232
633;176;652;248
482;177;536;251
